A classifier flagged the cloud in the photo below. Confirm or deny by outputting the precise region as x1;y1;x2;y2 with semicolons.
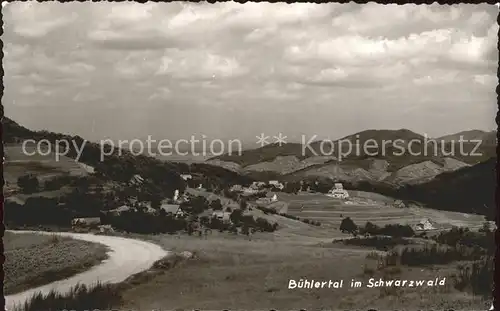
2;2;497;141
156;50;249;80
3;2;78;39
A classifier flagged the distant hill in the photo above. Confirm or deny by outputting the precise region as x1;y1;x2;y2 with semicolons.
398;157;497;220
330;128;426;146
437;130;497;144
2;116;253;191
211;129;425;167
208;128;495;185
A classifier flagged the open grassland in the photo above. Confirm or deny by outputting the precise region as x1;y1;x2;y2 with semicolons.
114;232;488;311
4;145;89;186
4;231;109;295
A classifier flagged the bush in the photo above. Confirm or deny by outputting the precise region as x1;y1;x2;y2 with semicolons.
17;174;39;194
13;282;122;311
398;244;484;266
434;227;494;255
5;198;73;227
359;222;415;238
343;236;410;251
108;210;186;234
340;217;357;235
453;255;493;297
42;175;76;191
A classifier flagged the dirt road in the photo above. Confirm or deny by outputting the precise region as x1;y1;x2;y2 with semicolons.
5;230;169;310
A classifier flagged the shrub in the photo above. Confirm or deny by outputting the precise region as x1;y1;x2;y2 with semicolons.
363;264;375;276
17;174;39;194
359;222;415;238
13;282;122;311
453;256;493;298
344;236;410;251
434;227;494;255
339;217;358;235
398;244;484;266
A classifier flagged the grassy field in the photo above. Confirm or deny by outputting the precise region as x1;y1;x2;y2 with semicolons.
114;232;488;311
11;187;491;310
277;191;487;230
4;145;89;186
4;232;109;295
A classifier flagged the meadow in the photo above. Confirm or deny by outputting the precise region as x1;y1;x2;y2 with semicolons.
4;232;109;295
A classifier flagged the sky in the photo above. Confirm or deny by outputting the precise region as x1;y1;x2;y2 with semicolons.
2;2;499;145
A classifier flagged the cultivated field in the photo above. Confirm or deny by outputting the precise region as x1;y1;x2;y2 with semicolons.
4;231;109;295
106;188;490;310
277;191;488;231
4;144;89;186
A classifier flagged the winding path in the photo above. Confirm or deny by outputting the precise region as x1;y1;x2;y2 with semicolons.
5;230;169;310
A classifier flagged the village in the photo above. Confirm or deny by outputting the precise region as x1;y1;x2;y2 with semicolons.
70;173;445;237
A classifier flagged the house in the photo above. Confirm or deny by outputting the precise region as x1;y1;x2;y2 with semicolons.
173;189;180;202
230;184;243;192
160;203;185;217
107;204;156;216
268;180;284;190
98;224;114;233
250;181;266;190
256;192;278;204
242;187;258;195
393;200;406;208
180;174;192;181
212;211;231;222
71;217;101;229
266;192;278;202
127;196;139;205
107;205;133;216
326;183;349;199
414;218;436;231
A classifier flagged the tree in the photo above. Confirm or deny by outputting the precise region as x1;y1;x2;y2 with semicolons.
360;221;380;236
284;182;301;194
340;217;358;236
150;197;162;210
230;209;243;225
239;198;248;211
210;199;223;211
17;174;39;194
479;221;491;233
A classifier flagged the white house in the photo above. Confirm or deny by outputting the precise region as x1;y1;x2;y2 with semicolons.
268;180;284;190
326;183;349;199
414;218;435;231
230;184;243;192
257;192;278;204
161;204;185;217
180;174;192;181
212;211;231;222
173;189;180;202
267;192;278;202
250;181;266;190
98;224;114;233
108;205;132;216
393;200;406;208
243;187;258;195
71;217;101;228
